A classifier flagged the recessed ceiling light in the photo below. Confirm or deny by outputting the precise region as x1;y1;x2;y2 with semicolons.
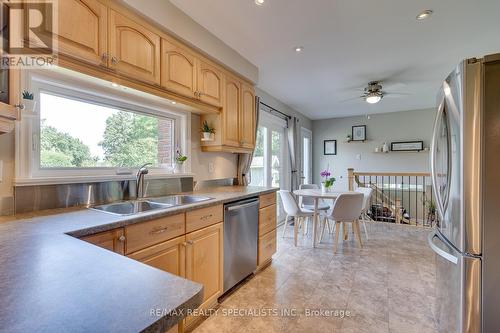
111;82;119;87
255;0;264;6
171;101;177;105
294;46;304;52
416;9;433;20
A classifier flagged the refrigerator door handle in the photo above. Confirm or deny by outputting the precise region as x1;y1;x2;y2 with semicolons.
428;230;459;264
430;97;445;221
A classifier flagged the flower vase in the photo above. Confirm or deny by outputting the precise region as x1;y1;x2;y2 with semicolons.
321;183;331;194
202;132;211;140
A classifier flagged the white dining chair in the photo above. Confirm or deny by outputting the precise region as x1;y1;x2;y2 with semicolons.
279;190;314;246
326;192;364;253
355;187;373;239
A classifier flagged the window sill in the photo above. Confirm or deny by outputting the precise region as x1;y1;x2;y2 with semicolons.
14;173;195;187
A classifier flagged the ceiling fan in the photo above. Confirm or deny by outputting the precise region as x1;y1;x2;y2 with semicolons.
340;81;410;104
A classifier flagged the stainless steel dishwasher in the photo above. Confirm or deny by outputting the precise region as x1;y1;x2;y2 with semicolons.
223;197;259;293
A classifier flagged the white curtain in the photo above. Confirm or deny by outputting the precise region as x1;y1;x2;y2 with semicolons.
287;116;301;191
236;96;260;185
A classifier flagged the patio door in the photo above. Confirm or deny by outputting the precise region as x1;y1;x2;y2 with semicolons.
250;112;288;221
301;128;312;185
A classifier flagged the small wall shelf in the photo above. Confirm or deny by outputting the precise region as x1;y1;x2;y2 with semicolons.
373;149;429;154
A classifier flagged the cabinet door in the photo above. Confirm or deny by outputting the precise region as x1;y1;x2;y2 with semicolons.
240;83;256;149
108;10;161;85
222;75;241;147
197;60;224;107
81;228;125;255
185;222;223;307
55;0;107;66
127;235;186;277
161;37;197;98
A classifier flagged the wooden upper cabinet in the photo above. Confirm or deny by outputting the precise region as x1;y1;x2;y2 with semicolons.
161;37;197;98
185;222;223;307
197;60;224;108
108;10;161;85
55;0;107;66
222;75;241;147
240;83;256;149
80;228;125;255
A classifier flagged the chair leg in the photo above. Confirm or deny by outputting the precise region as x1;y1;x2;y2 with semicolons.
353;220;363;248
293;217;300;247
362;220;369;240
343;222;348;240
320;216;327;243
304;217;309;235
325;216;331;234
333;221;341;254
282;214;289;238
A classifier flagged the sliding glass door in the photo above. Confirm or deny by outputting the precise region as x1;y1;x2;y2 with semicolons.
250;113;288;221
301;128;312;185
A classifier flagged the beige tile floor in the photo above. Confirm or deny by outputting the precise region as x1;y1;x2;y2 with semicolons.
193;221;437;333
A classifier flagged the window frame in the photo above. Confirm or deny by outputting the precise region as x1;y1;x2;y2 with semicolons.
15;69;190;185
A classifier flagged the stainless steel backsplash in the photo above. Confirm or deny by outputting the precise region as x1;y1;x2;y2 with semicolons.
14;177;194;214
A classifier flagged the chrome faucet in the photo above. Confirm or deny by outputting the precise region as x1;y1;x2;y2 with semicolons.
136;163;152;199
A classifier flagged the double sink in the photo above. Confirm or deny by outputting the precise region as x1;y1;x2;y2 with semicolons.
91;195;212;216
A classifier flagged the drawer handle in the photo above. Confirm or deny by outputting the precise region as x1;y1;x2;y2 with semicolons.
150;226;168;235
118;235;126;242
200;214;213;220
186;240;194;245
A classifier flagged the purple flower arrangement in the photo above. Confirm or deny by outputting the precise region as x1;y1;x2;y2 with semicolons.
320;168;336;189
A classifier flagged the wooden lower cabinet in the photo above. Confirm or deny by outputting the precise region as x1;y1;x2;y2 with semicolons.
127;235;186;277
257;193;277;269
81;228;125;255
184;222;224;328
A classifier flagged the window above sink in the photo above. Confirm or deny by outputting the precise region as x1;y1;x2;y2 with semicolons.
15;68;191;185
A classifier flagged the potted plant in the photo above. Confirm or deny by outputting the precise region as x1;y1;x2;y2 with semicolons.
21;90;36;112
201;120;215;140
320;169;336;193
174;147;188;173
424;198;437;227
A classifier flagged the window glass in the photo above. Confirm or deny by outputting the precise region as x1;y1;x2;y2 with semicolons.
39;92;174;168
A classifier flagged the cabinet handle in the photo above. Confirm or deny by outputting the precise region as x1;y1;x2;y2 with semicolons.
186;240;194;245
118;235;126;242
101;53;108;63
111;56;119;65
150;226;168;234
200;214;213;220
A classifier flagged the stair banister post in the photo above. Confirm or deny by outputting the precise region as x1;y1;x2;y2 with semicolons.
348;168;354;191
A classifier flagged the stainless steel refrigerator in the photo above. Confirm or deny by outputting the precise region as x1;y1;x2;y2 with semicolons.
429;53;500;333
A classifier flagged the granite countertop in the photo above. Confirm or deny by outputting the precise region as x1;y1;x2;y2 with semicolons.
0;186;278;333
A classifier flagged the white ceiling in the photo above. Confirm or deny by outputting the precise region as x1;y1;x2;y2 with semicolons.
169;0;500;120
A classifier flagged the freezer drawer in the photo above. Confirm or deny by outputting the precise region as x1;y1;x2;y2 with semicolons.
428;230;481;333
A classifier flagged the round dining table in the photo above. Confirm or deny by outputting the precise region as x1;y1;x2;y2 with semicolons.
293;188;354;247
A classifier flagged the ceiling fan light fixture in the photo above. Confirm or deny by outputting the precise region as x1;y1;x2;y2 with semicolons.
365;92;382;104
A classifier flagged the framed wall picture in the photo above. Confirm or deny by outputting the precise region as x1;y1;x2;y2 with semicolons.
391;141;424;152
324;140;337;155
351;125;366;141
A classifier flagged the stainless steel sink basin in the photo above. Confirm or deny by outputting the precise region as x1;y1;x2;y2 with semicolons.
90;195;211;216
146;195;212;206
91;200;173;216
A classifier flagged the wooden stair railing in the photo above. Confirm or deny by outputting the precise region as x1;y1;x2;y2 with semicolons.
347;168;436;227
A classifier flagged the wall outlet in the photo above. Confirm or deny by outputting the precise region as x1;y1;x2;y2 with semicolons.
356;154;361;160
208;162;215;173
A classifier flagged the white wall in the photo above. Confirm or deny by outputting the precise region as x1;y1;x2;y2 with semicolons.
255;88;312;131
122;0;258;83
312;108;436;190
190;114;238;182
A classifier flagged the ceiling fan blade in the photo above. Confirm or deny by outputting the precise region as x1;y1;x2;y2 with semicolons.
384;92;412;98
338;96;363;103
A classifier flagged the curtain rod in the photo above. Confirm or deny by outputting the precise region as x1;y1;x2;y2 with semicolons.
259;101;292;120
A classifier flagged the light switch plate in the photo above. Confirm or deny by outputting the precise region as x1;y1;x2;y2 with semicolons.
208;162;215;173
356;154;361;160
